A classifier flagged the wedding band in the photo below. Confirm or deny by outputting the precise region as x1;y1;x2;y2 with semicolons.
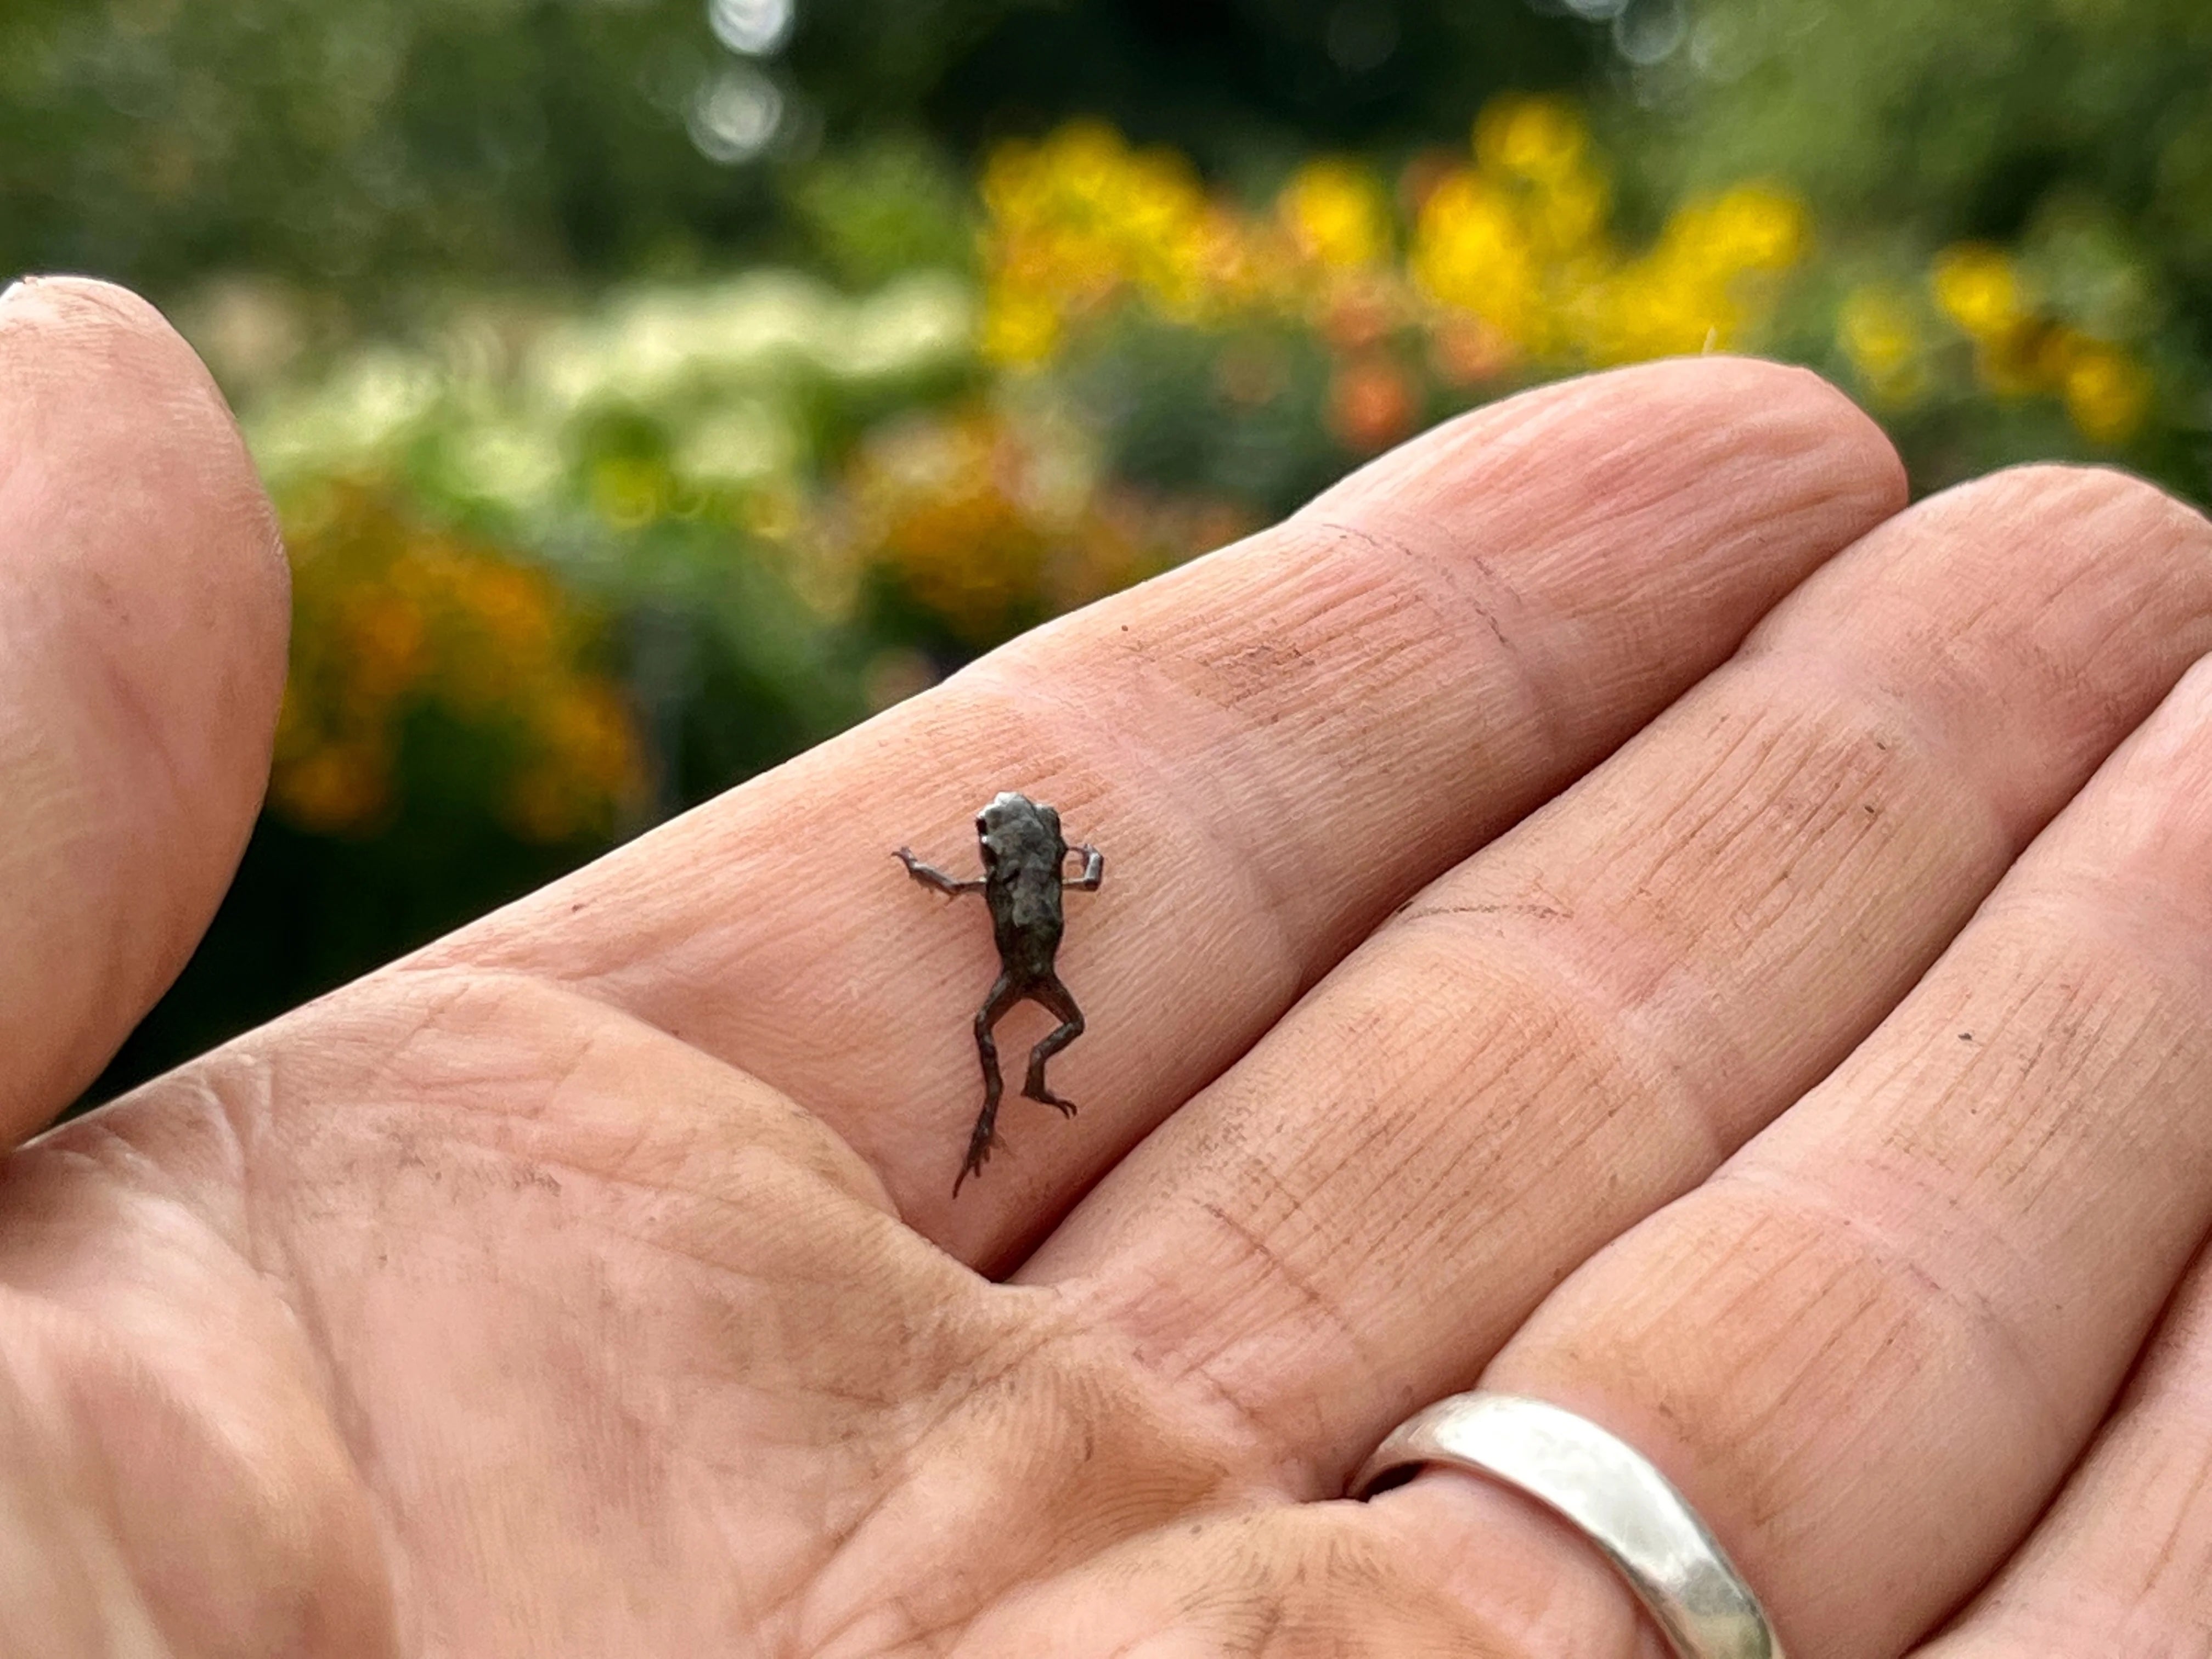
1353;1392;1785;1659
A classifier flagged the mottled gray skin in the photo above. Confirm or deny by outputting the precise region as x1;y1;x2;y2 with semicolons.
896;792;1105;1194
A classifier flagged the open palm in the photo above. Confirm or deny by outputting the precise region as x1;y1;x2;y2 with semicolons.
8;276;2212;1657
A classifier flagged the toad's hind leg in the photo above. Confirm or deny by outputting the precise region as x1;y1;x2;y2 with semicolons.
1020;974;1085;1116
957;972;1022;1195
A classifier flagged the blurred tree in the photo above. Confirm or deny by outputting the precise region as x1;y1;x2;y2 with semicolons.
1630;0;2212;493
0;0;1602;316
900;0;1598;173
0;0;776;313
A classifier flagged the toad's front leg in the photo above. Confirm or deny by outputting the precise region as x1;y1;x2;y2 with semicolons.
896;847;985;897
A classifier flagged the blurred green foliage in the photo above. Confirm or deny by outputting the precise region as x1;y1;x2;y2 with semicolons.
14;0;2197;1101
1639;0;2212;495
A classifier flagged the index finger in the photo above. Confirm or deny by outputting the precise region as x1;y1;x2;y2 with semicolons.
419;358;1904;1255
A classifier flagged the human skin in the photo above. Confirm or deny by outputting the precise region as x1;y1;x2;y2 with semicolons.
4;272;2212;1656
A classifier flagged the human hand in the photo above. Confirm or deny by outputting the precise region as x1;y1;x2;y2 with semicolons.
7;274;2211;1656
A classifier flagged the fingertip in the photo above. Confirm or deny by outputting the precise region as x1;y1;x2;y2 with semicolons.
1306;354;1907;535
1940;460;2212;551
1678;354;1909;516
1;273;290;611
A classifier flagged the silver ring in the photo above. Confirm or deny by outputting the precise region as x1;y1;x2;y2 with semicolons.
1353;1392;1785;1659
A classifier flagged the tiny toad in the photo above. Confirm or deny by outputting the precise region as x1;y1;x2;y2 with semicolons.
896;792;1104;1194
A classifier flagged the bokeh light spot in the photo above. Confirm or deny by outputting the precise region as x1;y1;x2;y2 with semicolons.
708;0;793;57
689;64;785;164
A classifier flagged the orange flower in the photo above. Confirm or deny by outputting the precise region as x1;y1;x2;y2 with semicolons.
272;484;643;841
1330;357;1419;452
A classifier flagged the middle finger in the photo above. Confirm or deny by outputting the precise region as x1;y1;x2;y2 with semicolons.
428;357;1895;1253
1032;465;2212;1483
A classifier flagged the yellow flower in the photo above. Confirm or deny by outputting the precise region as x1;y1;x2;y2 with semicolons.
1410;169;1541;343
1587;263;1726;364
1524;170;1610;262
1932;245;2026;339
1836;286;1926;405
1685;186;1808;273
1280;158;1392;269
982;99;1806;387
1476;95;1589;182
2062;341;2153;445
979;120;1242;362
1838;287;1917;376
980;285;1062;368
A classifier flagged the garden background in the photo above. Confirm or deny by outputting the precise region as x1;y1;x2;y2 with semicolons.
7;0;2204;1101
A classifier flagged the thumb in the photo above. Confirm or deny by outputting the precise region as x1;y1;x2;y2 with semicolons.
0;276;289;1142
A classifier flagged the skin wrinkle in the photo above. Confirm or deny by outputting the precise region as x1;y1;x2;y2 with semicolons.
2137;1435;2212;1602
1629;688;1793;894
256;1171;443;1652
174;980;905;1653
1392;901;1746;1168
1157;556;1491;769
1872;941;2188;1216
1997;979;2128;1213
1326;410;1858;736
1736;636;2023;857
92;1049;346;1598
1539;592;2123;1079
5;1307;183;1654
719;1332;972;1647
1988;867;2212;994
1183;1199;1384;1479
66;1076;305;1424
1339;960;1570;1234
1409;669;1959;1107
1232;1587;1289;1659
1582;1222;1899;1542
1487;684;2212;1646
1300;517;1519;675
3;1177;398;1654
1062;539;1495;862
1758;1271;1901;1494
1156;538;1462;714
357;975;899;1232
1338;365;1859;561
1124;928;1722;1477
1710;1163;2076;1454
800;1314;1120;1645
